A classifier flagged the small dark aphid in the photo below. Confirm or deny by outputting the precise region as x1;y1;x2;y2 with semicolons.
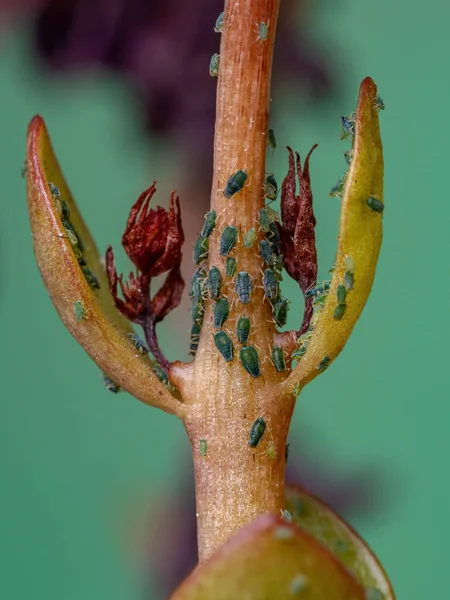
127;332;149;354
151;363;169;385
201;210;217;238
334;303;346;320
263;268;279;300
190;268;207;302
375;94;385;111
244;228;257;248
318;355;331;371
259;207;271;232
285;443;290;462
208;266;222;300
72;244;86;266
48;182;60;197
225;256;237;277
267;128;277;150
81;266;100;289
259;239;273;266
235;271;252;304
264;174;278;200
59;199;70;220
73;300;87;323
330;176;346;198
336;284;347;305
239;345;261;378
213;297;230;328
273;296;289;327
21;160;27;178
209;53;220;77
191;301;205;326
271;346;286;372
340;114;355;139
291;341;308;361
189;323;201;356
366;196;384;213
223;169;248;199
268;222;281;254
249;416;266;447
193;234;209;264
199;438;208;456
219;225;238;256
344;149;353;166
305;282;330;298
236;316;251;343
214;331;234;362
214;11;224;33
103;375;121;394
344;271;354;290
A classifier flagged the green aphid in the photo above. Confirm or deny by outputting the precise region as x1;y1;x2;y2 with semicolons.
235;271;252;304
223;169;248;199
267;128;277;150
236;316;251;344
367;196;384;213
81;266;100;289
199;438;208;457
266;441;276;459
213;297;230;328
336;284;347;305
191;301;205;326
265;206;280;223
264;174;278;200
103;375;121;394
344;270;354;290
259;239;273;265
271;346;286;372
219;225;238;255
344;149;353;166
244;227;257;248
239;345;261;378
61;218;78;246
257;20;269;41
318;355;331;371
208;266;222;300
334;303;346;320
190;268;207;302
273;296;289;327
48;182;60;198
73;300;87;323
189;323;201;357
213;11;224;33
214;330;234;362
72;244;85;265
249;416;266;447
193;234;209;264
151;363;169;385
291;341;308;361
225;256;237;277
259;207;271;232
201;210;217;237
365;589;384;600
60;199;70;220
330;175;346;198
375;94;385;111
209;53;220;77
290;574;307;595
127;332;149;354
268;222;281;254
263;268;279;300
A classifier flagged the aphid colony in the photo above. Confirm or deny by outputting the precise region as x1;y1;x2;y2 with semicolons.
48;182;100;290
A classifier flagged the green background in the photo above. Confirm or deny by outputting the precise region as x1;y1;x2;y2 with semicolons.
1;3;446;598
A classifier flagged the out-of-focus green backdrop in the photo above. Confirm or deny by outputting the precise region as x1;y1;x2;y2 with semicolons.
1;2;447;599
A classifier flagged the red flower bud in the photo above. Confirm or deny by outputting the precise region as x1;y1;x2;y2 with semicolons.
106;245;147;322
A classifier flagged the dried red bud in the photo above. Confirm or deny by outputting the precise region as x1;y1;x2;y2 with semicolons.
106;245;147;321
151;265;185;323
122;185;184;277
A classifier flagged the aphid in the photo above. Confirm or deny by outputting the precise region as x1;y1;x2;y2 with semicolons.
344;255;355;272
199;438;208;457
375;94;385;111
225;256;237;277
265;441;276;459
330;175;346;198
208;266;222;299
249;416;266;447
213;11;224;33
235;271;252;304
193;234;209;264
291;382;302;397
264;174;278;200
239;345;261;378
317;355;331;372
285;443;290;462
73;300;87;323
268;222;281;254
271;346;286;372
344;271;354;290
366;196;384;213
190;268;207;303
81;266;100;289
103;375;121;394
209;53;220;77
213;297;230;328
305;282;330;298
290;574;307;595
259;207;271;232
273;296;289;327
265;206;280;223
281;509;292;523
127;332;149;354
263;268;279;300
236;316;251;344
60;199;70;220
219;225;238;255
344;149;353;166
336;284;347;305
21;160;27;178
340;114;355;139
48;182;60;197
244;227;257;248
259;239;273;266
223;169;248;199
61;219;78;246
189;323;201;356
267;128;277;150
214;331;234;362
192;300;205;326
256;20;269;41
334;303;346;320
291;341;308;362
72;246;86;266
201;210;217;238
151;363;169;385
273;254;283;276
365;589;383;600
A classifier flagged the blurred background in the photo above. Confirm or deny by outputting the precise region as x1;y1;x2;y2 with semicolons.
0;0;447;598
